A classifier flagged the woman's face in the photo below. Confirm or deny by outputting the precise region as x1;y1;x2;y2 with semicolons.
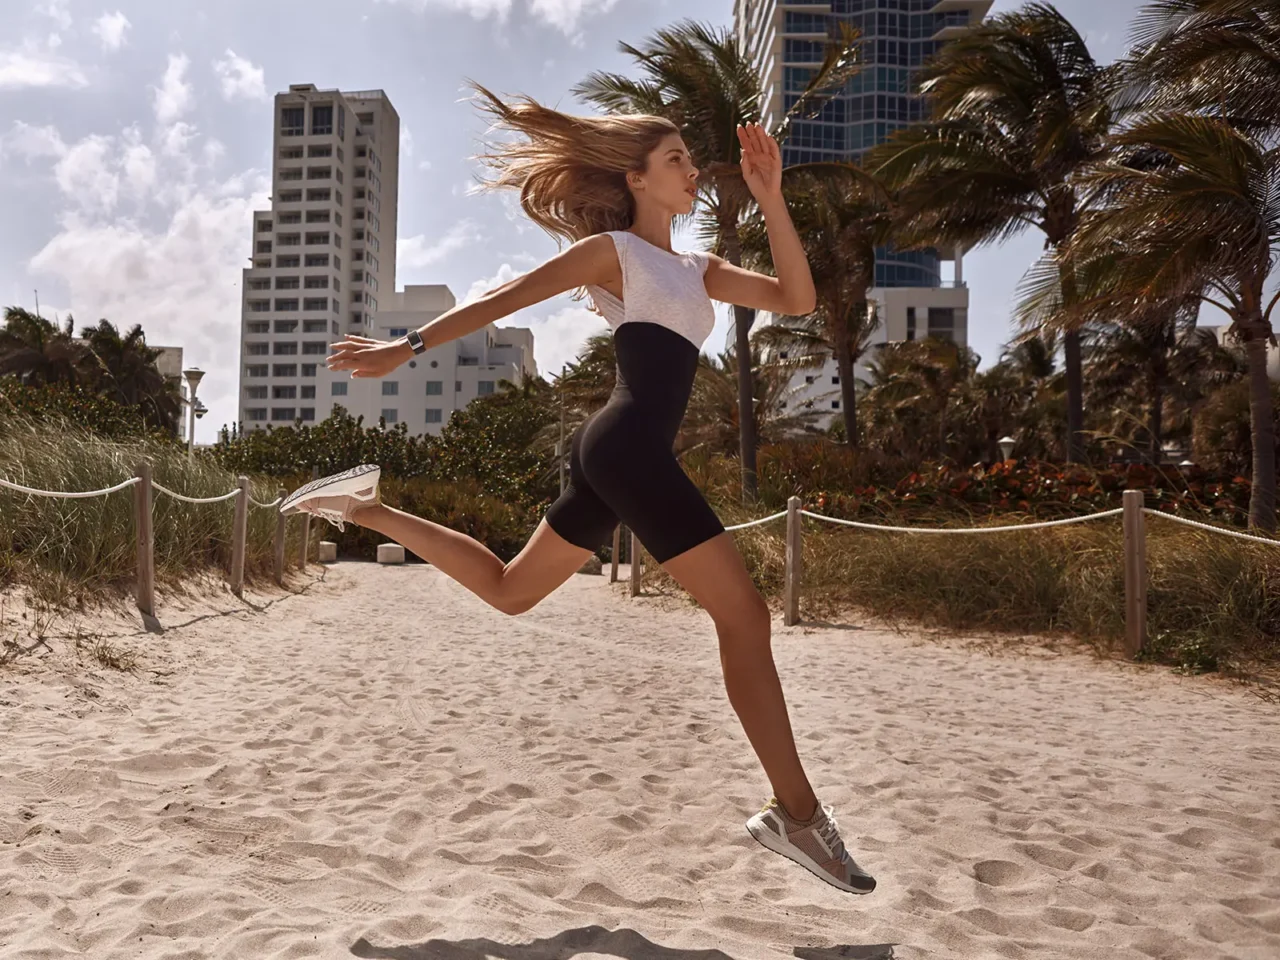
631;132;699;216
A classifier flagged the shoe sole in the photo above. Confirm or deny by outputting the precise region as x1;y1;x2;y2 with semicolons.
746;819;876;896
280;464;381;515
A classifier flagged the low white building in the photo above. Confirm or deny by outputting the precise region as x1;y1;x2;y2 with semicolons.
743;253;970;430
323;284;539;437
1200;324;1279;379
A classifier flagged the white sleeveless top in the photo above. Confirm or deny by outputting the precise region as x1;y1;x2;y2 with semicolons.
585;230;716;349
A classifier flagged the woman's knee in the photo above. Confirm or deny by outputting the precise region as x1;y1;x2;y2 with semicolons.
713;592;772;651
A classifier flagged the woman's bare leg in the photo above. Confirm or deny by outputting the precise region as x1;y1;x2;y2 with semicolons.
346;504;595;615
660;531;819;822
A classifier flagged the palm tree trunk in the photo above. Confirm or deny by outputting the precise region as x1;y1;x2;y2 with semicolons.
833;312;859;451
1064;329;1085;463
1244;329;1277;532
719;219;758;501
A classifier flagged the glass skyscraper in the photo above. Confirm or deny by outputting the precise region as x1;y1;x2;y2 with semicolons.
732;0;988;422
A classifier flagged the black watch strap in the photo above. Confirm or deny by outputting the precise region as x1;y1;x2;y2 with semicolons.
405;329;426;354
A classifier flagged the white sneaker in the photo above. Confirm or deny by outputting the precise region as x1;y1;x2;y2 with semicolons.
746;796;876;895
279;464;381;531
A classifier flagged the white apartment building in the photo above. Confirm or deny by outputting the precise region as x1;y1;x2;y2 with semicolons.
333;284;538;437
238;84;400;429
732;0;987;428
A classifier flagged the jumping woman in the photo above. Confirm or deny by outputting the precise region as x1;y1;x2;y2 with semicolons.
280;83;875;896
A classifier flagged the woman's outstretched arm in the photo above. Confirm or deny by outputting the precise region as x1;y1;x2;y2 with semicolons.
326;234;616;378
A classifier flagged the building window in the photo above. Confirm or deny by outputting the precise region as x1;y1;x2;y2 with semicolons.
301;363;317;377
302;341;327;355
247;279;271;292
245;385;268;399
278;190;302;203
425;408;442;423
246;342;268;356
246;364;268;377
305;232;330;246
256;241;272;254
276;255;300;269
305;210;331;223
388;327;408;338
425;381;443;396
381;408;398;424
281;107;304;136
275;298;299;312
301;385;316;399
927;307;955;341
832;376;840;384
272;385;297;400
271;408;297;421
300;407;316;421
832;400;841;409
248;300;270;313
455;381;462;393
274;320;298;333
256;219;272;233
338;104;345;141
277;212;301;225
272;364;297;377
303;297;328;311
275;276;300;289
332;381;348;396
247;321;269;334
311;104;333;136
307;144;332;158
303;319;327;333
279;146;303;160
304;253;329;267
382;381;398;396
246;407;267;421
305;188;331;202
906;306;917;341
478;381;495;395
273;342;298;355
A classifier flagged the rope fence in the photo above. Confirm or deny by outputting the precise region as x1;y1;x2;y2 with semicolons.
621;490;1279;659
5;465;1276;655
0;462;306;614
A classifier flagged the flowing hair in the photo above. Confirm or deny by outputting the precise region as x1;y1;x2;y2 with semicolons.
465;79;679;307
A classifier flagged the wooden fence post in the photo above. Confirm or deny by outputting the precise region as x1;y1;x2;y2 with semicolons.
134;462;155;617
230;475;250;597
630;530;642;597
1122;489;1147;658
784;495;802;626
298;464;318;569
610;525;621;583
272;486;287;586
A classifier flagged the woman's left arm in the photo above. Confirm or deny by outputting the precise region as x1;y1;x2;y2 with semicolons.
701;123;817;316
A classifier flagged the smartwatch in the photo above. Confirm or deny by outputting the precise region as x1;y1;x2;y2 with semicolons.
405;329;427;354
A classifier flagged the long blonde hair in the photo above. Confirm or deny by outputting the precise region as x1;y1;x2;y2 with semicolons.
466;80;678;306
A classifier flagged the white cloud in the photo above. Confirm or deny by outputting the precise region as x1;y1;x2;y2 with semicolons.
398;219;484;272
17;108;270;441
93;11;131;52
0;36;88;89
36;0;72;30
400;125;414;157
462;261;525;304
1;121;68;161
418;159;433;171
518;304;607;376
212;49;266;102
152;54;193;125
375;0;617;36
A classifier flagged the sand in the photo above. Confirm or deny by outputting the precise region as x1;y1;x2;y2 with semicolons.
1;560;1278;959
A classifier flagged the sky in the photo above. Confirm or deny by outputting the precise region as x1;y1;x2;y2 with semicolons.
0;0;1196;442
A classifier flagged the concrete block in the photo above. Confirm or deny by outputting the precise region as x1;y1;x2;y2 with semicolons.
377;542;406;565
318;540;337;563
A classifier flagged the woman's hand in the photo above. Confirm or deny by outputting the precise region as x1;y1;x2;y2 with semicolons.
737;122;783;204
326;335;411;378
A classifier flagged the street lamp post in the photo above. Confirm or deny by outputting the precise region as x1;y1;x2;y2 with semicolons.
182;367;206;460
998;435;1016;463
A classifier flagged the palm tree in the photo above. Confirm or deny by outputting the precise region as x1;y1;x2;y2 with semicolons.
1046;114;1280;529
79;319;182;433
573;17;863;500
0;307;85;385
1119;0;1280;138
737;163;895;451
863;2;1121;464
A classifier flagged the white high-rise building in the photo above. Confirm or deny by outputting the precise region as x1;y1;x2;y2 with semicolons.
237;83;537;436
731;1;988;428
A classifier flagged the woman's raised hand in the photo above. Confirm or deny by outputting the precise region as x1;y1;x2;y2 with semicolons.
737;122;783;204
326;335;411;379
